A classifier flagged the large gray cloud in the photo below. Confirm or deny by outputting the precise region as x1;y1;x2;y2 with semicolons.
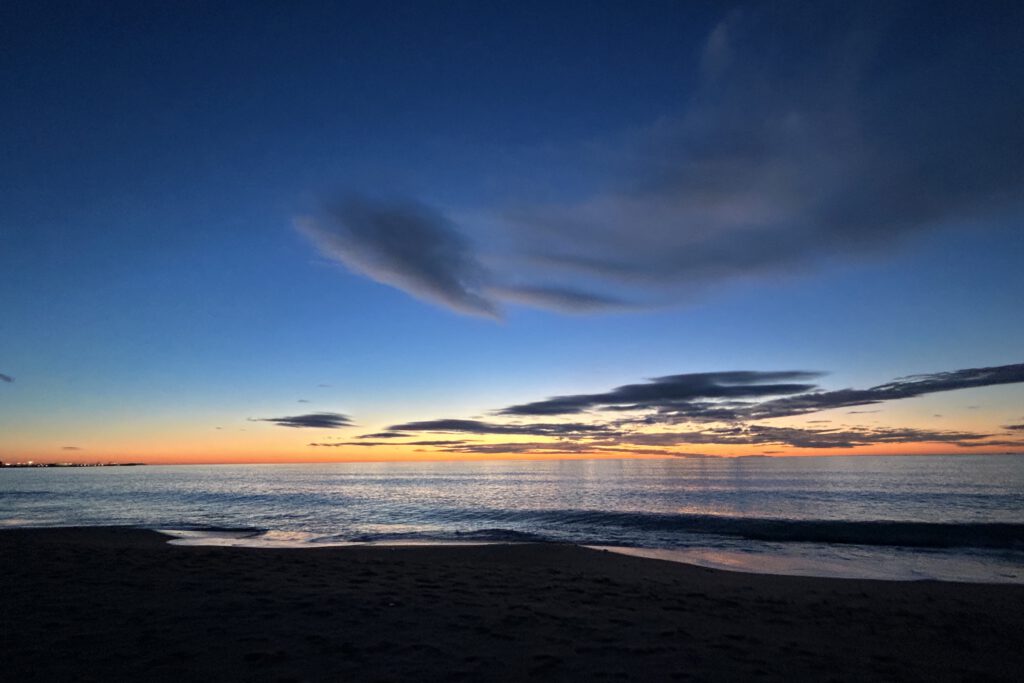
298;4;1024;316
296;197;629;318
498;4;1024;304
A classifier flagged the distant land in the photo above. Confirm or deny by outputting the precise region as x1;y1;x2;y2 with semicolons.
1;462;146;468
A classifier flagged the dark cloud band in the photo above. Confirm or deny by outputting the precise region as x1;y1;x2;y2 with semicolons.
253;412;354;429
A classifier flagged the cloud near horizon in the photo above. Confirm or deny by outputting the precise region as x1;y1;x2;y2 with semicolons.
297;4;1024;317
337;362;1024;455
499;371;822;416
252;412;354;429
384;419;615;438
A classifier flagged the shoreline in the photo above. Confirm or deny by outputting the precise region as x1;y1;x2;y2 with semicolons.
3;527;1023;681
5;523;1022;585
60;525;1024;585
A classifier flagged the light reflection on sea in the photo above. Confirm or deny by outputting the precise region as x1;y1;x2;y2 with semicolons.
2;455;1023;583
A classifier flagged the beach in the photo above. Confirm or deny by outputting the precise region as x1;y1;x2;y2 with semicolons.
2;528;1022;681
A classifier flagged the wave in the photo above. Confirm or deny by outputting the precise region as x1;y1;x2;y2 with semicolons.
165;511;1024;550
437;509;1024;550
345;528;549;544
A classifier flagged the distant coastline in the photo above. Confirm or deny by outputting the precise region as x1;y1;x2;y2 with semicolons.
0;461;146;468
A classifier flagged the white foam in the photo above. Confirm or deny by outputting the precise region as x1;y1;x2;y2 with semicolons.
157;529;506;549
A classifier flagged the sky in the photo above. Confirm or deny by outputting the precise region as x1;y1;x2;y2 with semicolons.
2;0;1023;464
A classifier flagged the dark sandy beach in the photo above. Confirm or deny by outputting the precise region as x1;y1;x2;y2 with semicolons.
2;528;1022;682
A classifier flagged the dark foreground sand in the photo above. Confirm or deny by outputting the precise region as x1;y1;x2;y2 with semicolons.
2;529;1022;682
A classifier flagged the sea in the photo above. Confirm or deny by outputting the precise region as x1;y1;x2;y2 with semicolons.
3;455;1023;584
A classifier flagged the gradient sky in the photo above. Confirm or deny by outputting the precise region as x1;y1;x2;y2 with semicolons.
2;1;1023;463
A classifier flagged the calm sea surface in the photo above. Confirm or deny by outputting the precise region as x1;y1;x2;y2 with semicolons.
3;455;1023;583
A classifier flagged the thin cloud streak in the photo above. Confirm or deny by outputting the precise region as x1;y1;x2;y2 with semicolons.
384;419;615;438
253;412;354;429
730;364;1024;423
499;371;822;416
624;425;1011;450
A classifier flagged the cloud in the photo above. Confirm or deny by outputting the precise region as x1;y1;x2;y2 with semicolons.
498;363;1024;423
728;364;1024;422
384;418;614;438
252;412;354;429
499;371;822;416
367;361;1024;456
431;440;621;456
61;446;82;451
310;439;469;448
297;198;500;318
497;5;1024;303
0;373;12;383
297;4;1024;316
623;425;1012;450
297;399;310;403
483;285;629;313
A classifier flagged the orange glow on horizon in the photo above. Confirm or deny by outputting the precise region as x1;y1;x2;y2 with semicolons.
5;439;1021;466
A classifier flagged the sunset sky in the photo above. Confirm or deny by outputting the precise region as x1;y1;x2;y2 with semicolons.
2;1;1023;463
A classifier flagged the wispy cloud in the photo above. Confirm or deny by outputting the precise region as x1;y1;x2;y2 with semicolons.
499;371;821;416
252;412;354;429
61;446;82;451
297;198;500;318
298;5;1023;317
0;373;13;383
728;365;1024;423
310;439;469;448
385;418;615;438
497;364;1024;424
484;285;629;314
623;425;1007;450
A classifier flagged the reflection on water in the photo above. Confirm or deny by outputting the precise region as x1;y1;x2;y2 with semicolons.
3;455;1023;583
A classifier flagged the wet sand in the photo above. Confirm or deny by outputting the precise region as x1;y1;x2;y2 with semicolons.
2;528;1022;682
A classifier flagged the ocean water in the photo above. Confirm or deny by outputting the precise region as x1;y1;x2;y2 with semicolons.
2;455;1023;583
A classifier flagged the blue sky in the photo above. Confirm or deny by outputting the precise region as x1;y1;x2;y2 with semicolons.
2;1;1022;462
